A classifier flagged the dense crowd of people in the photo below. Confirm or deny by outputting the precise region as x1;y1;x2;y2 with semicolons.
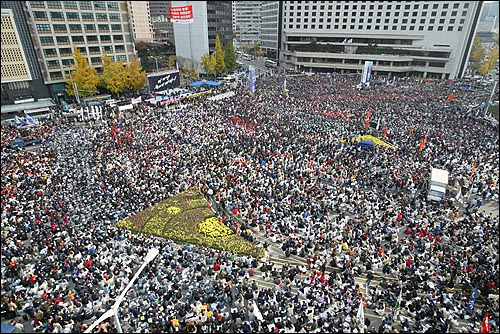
1;72;499;333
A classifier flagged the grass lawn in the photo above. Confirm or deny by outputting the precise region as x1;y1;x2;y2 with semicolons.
116;188;265;258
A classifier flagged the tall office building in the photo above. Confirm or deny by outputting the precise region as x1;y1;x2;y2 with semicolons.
281;1;483;79
1;2;50;105
232;1;261;49
172;1;232;73
127;1;153;42
149;1;174;44
22;0;136;99
260;1;281;57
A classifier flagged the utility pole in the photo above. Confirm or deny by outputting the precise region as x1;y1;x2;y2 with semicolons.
64;65;80;105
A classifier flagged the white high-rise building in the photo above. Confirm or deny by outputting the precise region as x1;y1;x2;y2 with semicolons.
232;1;261;50
281;1;483;79
260;1;280;52
127;1;154;42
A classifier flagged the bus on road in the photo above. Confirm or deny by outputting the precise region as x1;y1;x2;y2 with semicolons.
265;59;278;68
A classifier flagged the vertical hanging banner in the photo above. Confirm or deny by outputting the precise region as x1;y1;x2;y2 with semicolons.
170;5;194;24
248;66;256;94
361;61;373;86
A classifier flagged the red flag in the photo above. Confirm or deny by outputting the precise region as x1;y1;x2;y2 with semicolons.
445;92;455;103
418;138;425;152
480;312;490;333
470;161;477;181
383;127;387;138
365;108;371;127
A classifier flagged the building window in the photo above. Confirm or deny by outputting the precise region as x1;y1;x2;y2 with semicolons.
116;55;127;62
30;1;45;8
102;45;113;53
428;26;433;31
113;35;123;42
383;26;388;30
88;46;100;54
111;24;122;32
109;13;120;21
464;3;469;8
63;1;77;9
438;26;443;31
36;24;51;32
441;11;447;16
458;26;463;31
46;60;59;68
66;12;79;20
32;11;48;20
447;26;453;31
94;1;105;9
96;13;107;21
409;26;415;31
91;57;102;65
40;36;54;45
59;48;72;56
401;26;406;30
107;2;119;10
69;24;82;32
443;4;449;9
71;36;85;44
86;35;98;43
50;72;63;81
80;1;92;10
81;12;93;20
84;24;96;32
462;11;467;16
61;59;74;66
56;36;69;44
47;1;62;9
440;19;445;24
450;19;455;24
433;4;439;9
98;24;109;32
43;48;58;57
419;26;424;31
50;12;64;20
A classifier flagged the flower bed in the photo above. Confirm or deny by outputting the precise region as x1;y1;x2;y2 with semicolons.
116;189;264;258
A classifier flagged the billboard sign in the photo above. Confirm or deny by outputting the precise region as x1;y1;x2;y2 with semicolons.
170;5;194;24
147;70;180;92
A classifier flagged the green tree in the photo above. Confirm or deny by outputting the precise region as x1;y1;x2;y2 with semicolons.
125;58;147;94
224;41;238;71
214;34;225;74
201;52;216;75
252;40;263;58
101;55;128;97
167;55;177;70
65;46;99;99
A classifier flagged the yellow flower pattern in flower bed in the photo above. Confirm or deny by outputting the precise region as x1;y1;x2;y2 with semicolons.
166;206;181;214
115;188;265;258
198;217;232;238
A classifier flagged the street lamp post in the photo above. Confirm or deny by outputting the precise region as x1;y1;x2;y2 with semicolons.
151;56;160;72
64;65;81;105
83;248;159;333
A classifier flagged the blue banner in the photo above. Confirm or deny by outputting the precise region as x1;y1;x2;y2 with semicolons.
361;61;373;85
248;66;256;94
467;284;478;312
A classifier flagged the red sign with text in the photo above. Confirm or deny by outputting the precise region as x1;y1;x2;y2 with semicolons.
170;5;194;24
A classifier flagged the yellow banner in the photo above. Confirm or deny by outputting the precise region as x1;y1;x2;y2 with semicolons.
350;135;395;149
187;90;212;99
